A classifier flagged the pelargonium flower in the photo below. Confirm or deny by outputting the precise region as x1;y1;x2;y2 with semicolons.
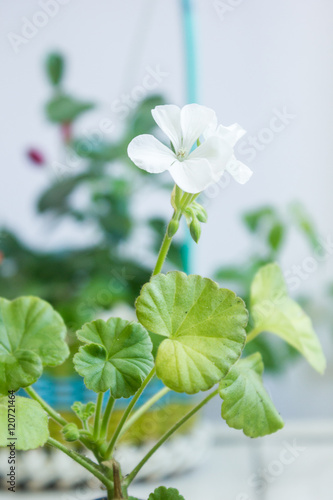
204;122;253;185
127;103;252;193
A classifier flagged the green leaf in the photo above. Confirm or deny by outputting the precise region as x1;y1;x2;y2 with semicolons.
243;206;276;232
289;201;320;249
73;318;154;397
136;272;248;394
148;486;185;500
128;95;165;138
46;94;94;123
0;396;49;450
244;334;299;373
219;353;284;437
268;222;285;252
0;297;69;394
71;401;96;423
250;263;326;373
46;53;64;86
37;174;91;214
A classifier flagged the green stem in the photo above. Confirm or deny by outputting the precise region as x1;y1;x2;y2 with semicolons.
105;368;156;458
180;193;193;210
25;386;67;427
94;393;104;440
119;386;170;438
152;186;199;276
152;231;173;276
152;207;182;276
25;386;93;451
47;437;113;490
100;394;115;440
246;327;262;344
180;192;195;208
125;389;218;486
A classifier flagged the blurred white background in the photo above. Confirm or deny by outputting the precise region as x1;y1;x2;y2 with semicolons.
1;0;333;419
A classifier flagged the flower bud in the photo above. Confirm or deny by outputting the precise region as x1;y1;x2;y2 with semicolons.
189;217;201;243
167;219;180;237
194;204;208;223
62;423;80;442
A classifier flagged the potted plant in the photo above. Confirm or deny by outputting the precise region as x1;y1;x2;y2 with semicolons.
0;53;193;447
0;103;325;500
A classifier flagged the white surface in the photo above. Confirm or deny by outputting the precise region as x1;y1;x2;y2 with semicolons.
1;0;333;420
2;0;333;276
1;421;332;500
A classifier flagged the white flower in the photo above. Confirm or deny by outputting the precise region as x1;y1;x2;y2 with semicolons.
204;122;253;185
127;103;252;193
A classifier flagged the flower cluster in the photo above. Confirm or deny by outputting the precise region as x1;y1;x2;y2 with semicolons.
128;103;252;193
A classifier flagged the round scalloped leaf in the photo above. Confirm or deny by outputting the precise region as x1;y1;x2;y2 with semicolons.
148;486;185;500
136;272;248;394
0;297;69;394
0;396;49;450
250;263;326;373
73;318;154;397
219;353;284;437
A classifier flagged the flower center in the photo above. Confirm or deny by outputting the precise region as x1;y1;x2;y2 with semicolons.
176;148;187;161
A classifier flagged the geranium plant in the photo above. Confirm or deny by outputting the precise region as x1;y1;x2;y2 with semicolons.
0;104;325;500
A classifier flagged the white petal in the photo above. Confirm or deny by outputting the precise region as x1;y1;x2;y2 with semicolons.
215;123;246;147
180;104;217;152
226;157;253;184
152;105;182;151
203;121;218;140
127;134;175;173
189;136;233;180
168;157;215;194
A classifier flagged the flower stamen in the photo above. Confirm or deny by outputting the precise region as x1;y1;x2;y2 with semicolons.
176;148;187;161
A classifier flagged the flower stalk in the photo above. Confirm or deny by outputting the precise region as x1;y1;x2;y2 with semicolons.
104;367;156;458
125;389;219;486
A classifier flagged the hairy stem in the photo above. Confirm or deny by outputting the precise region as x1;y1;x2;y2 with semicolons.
25;386;67;427
152;231;173;276
105;368;156;458
25;386;93;451
94;393;104;440
125;389;218;485
152;186;198;276
100;394;115;440
119;386;170;438
47;437;113;490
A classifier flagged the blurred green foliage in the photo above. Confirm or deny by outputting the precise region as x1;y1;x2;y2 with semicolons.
0;53;185;375
214;202;321;372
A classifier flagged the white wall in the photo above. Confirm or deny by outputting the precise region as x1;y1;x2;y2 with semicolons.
1;0;333;417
